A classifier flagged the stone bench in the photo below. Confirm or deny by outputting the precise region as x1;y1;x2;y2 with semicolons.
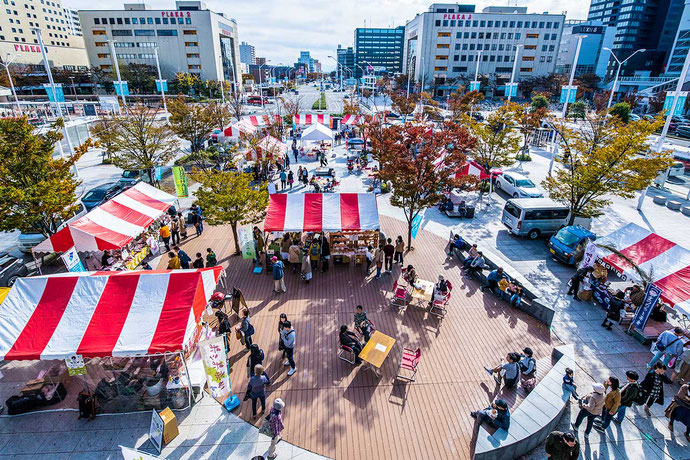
683;205;690;217
653;195;667;206
473;345;577;460
667;200;683;211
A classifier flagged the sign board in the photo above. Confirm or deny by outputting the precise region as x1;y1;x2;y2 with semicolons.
560;85;578;104
663;91;688;117
410;213;424;240
238;225;257;260
172;166;189;198
154;166;162;181
99;96;120;113
149;409;164;454
65;354;86;376
114;81;130;96
503;83;517;97
120;445;166;460
631;284;663;331
573;25;603;34
43;84;65;103
155;80;168;92
579;241;598;269
199;335;231;400
469;81;480;92
61;246;86;272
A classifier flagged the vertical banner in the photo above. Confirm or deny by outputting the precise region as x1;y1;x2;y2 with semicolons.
155;80;168;92
43;84;65;103
199;335;231;400
154;166;162;181
560;85;578;104
663;91;688;117
61;247;86;272
114;81;130;96
410;213;424;240
579;241;598;269
172;166;189;198
503;83;517;97
238;225;257;260
630;284;663;332
469;81;480;92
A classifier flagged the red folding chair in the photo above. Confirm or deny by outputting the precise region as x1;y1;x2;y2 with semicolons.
430;280;452;317
391;280;409;307
337;336;356;365
397;347;421;382
355;319;376;339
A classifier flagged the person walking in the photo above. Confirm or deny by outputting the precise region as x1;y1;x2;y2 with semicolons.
287;170;294;190
244;364;270;418
321;233;330;272
373;244;384;279
308;237;321;272
640;362;673;415
354;304;373;343
238;309;255;350
280;321;296;376
166;251;180;269
170;217;180;246
571;383;606;439
278;313;288;360
301;254;312;283
567;266;592;301
288;240;301;273
648;327;686;368
297;166;303;187
263;398;285;459
279;169;287;190
665;383;690;442
247;344;265;378
394;236;404;264
612;371;639;424
174;246;192;269
593;376;621;431
206;248;217;267
191;211;202;237
544;431;579;460
193;252;204;268
272;256;287;293
160;222;171;252
177;212;188;240
284;152;290;168
383;238;395;273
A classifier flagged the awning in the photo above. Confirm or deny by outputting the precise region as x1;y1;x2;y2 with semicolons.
341;115;361;125
294;114;330;127
0;267;223;360
596;222;690;310
457;160;492;180
33;182;177;254
264;193;379;233
242;114;281;127
223;119;256;137
301;123;334;141
257;136;288;157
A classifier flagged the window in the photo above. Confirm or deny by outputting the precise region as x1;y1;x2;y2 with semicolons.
134;29;154;36
546;22;552;29
539;21;545;28
155;17;160;24
435;20;440;26
471;32;476;39
138;53;154;58
97;53;109;58
442;20;448;26
532;21;538;28
510;21;515;27
480;20;485;27
157;29;177;36
114;41;135;47
186;53;200;58
524;45;536;50
188;64;201;70
434;66;447;71
116;18;122;24
554;22;559;29
472;20;477;27
488;21;493;27
436;55;448;60
526;33;539;39
437;32;450;38
94;41;107;46
515;33;521;39
437;44;449;48
183;30;197;35
146;17;153;24
477;44;483;51
99;64;111;70
94;17;100;24
124;18;130;24
453;55;459;61
522;56;534;61
520;67;533;72
137;42;155;47
92;30;106;35
185;41;198;46
478;32;484;39
489;55;495;62
540;56;546;62
185;17;191;24
132;18;138;24
450;20;455;27
454;43;460;50
542;45;547;51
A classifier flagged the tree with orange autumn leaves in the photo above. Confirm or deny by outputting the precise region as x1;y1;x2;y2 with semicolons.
370;120;477;248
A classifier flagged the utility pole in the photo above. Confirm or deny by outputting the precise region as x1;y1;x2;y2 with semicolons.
108;40;126;107
153;47;168;122
2;53;22;115
507;45;522;103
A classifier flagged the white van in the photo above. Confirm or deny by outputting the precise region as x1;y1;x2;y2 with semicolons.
502;198;592;240
18;201;88;253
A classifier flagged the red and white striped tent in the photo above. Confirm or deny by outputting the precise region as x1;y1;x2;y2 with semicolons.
265;193;379;233
251;135;288;161
0;267;223;360
596;222;690;313
341;114;361;125
293;113;330;127
242;114;281;127
33;182;177;254
433;155;496;180
223;119;257;138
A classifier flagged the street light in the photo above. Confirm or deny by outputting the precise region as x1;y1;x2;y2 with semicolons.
327;55;343;91
258;60;270;109
1;53;22;115
507;44;522;103
107;40;126;107
604;47;646;109
153;47;169;122
406;55;416;96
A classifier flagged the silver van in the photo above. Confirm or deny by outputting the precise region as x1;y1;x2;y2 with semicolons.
18;201;87;253
502;198;592;240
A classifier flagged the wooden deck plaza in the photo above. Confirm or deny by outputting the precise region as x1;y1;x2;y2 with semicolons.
162;216;557;460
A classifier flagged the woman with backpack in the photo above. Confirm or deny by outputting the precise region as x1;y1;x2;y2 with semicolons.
244;364;270;418
484;352;521;388
237;309;255;350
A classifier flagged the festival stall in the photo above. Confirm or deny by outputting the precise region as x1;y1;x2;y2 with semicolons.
293;113;331;127
263;193;380;265
32;182;178;271
223;119;257;140
247;135;288;163
242;114;282;129
0;267;224;415
340;115;361;126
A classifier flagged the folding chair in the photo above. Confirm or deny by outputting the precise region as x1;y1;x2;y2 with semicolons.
391;280;409;307
337;337;356;365
355;319;376;340
397;347;421;382
430;281;452;317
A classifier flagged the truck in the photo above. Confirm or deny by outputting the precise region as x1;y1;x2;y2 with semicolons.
548;225;597;265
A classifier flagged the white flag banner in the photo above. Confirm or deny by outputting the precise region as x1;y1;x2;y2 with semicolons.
120;445;166;460
580;241;598;268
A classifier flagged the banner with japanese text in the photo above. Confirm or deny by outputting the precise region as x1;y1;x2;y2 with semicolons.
199;335;231;400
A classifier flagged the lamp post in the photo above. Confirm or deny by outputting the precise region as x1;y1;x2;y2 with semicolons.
355;64;366;99
218;56;226;104
153;47;168;122
637;45;690;209
474;50;482;84
406;55;416;96
258;60;270;109
327;55;342;91
507;44;522;103
107;40;126;107
2;53;22;115
604;47;646;109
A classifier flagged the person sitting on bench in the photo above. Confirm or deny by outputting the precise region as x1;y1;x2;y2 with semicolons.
458;200;467;218
447;234;463;257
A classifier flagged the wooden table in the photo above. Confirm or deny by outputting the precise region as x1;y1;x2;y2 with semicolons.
359;330;396;378
410;279;434;307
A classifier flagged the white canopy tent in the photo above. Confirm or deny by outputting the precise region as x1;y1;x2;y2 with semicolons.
300;122;334;142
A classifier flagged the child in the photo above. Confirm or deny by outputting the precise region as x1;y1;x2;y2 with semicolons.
563;367;579;401
498;277;510;300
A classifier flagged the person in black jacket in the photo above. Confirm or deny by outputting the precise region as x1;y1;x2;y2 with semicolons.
613;370;640;424
339;325;363;365
320;232;330;272
567;266;592;300
247;344;265;378
601;291;625;330
640;363;673;415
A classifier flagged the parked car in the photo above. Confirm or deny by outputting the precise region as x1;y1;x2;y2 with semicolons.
675;124;690;139
629;113;641;122
548;225;596;265
0;252;30;287
18;201;88;253
495;172;544;198
502;198;592;240
82;182;123;211
669;161;686;177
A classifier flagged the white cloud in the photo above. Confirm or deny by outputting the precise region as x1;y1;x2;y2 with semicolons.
67;0;589;70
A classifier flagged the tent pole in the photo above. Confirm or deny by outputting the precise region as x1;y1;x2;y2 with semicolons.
32;250;42;275
179;351;194;407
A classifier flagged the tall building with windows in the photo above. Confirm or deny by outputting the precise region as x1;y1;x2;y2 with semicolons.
79;1;241;87
354;26;404;78
556;20;616;80
336;44;355;79
298;50;314;72
0;0;89;69
403;4;564;98
63;6;82;36
239;40;254;65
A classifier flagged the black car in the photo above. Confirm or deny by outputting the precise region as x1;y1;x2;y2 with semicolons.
0;252;30;287
82;182;124;211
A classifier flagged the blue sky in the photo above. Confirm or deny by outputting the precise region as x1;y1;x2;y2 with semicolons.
67;0;590;70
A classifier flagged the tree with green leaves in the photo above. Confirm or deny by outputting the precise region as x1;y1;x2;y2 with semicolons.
192;169;269;254
609;102;631;123
543;114;674;224
0;117;93;236
168;98;216;152
90;117;118;163
467;104;521;173
171;72;202;95
119;63;156;94
568;101;587;120
93;104;178;183
530;94;549;112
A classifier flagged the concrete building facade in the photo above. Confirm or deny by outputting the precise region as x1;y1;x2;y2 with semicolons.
354;26;404;78
79;1;241;88
239;40;254;65
63;6;82;36
556;20;616;80
403;4;565;97
0;0;89;69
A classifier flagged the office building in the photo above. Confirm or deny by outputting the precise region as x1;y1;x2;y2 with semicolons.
239;40;255;65
403;4;565;98
313;59;321;73
336;44;356;79
64;7;83;37
354;26;404;77
661;0;690;77
0;0;89;69
298;50;314;72
255;56;267;66
587;0;684;79
79;1;241;87
556;20;615;80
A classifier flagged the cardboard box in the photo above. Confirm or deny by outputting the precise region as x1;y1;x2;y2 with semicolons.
159;407;179;445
